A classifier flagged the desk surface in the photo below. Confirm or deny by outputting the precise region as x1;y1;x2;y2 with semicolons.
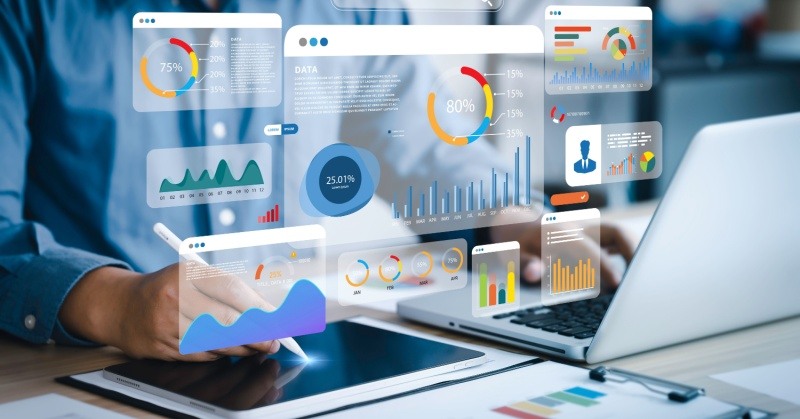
2;203;799;417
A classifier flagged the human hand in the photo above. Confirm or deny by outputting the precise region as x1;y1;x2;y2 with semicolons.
491;217;635;290
60;264;281;361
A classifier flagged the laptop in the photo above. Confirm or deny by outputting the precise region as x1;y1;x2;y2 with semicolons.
399;112;800;363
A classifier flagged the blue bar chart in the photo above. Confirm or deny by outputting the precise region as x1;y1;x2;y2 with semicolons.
392;136;533;220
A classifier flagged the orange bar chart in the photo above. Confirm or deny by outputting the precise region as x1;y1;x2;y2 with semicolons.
551;258;596;294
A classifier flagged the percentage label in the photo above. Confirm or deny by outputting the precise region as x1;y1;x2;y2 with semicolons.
506;89;524;98
506;129;524;138
209;71;226;78
507;109;524;118
208;55;226;63
209;86;226;93
209;40;226;48
326;174;357;185
507;69;524;79
446;99;476;114
160;62;183;72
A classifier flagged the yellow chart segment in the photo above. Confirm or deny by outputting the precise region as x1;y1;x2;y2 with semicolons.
507;260;516;303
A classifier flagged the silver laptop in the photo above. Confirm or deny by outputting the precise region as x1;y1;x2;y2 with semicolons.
399;112;800;363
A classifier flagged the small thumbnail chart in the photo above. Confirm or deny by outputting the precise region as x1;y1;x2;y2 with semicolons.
133;13;282;112
493;386;606;418
337;239;467;306
178;225;325;354
541;209;601;306
146;143;271;208
472;241;520;317
545;6;652;95
565;121;662;187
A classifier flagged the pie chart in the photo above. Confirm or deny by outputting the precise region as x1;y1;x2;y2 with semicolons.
602;27;637;61
639;151;656;173
610;39;628;60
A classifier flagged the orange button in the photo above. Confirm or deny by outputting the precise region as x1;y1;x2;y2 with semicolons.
550;191;589;206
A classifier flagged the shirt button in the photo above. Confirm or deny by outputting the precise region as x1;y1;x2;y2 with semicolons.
219;208;236;226
212;122;227;139
24;314;36;330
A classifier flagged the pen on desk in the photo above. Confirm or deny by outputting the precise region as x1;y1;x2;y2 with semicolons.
152;222;309;360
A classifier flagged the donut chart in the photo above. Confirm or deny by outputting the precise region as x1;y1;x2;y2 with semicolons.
345;259;370;287
441;247;465;274
427;66;494;146
601;27;636;61
378;255;403;282
140;37;199;98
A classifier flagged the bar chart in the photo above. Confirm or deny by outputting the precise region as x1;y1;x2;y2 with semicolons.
606;152;636;176
545;6;653;94
391;136;533;220
472;241;520;317
549;257;596;294
257;204;280;224
541;209;601;306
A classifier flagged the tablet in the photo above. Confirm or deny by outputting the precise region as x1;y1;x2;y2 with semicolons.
103;321;486;417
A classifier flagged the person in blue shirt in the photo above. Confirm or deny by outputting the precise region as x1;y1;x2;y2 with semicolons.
0;0;634;361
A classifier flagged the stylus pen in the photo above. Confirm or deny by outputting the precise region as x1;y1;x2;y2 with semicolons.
153;223;308;360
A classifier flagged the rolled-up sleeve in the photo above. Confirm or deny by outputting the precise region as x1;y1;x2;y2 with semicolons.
0;1;129;346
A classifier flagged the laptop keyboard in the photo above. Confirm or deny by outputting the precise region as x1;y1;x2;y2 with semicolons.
491;294;613;339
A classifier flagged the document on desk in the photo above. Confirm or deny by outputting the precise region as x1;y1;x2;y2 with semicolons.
0;393;130;419
711;358;800;406
65;317;533;419
322;361;748;419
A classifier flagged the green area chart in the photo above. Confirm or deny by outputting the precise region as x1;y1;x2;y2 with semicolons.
159;160;264;193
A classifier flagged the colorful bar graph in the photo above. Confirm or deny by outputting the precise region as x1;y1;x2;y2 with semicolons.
607;153;636;176
257;204;280;224
493;386;606;419
478;262;517;307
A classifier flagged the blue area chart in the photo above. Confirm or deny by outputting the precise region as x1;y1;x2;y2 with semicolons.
179;280;326;354
300;143;380;217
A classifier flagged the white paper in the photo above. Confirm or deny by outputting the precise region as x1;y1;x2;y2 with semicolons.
712;358;800;406
72;317;534;418
0;393;130;419
323;361;743;419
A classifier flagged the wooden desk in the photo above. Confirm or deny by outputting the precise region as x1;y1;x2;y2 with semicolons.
2;202;799;416
2;307;799;417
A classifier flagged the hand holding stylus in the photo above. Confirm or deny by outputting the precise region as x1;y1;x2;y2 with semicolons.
154;223;308;360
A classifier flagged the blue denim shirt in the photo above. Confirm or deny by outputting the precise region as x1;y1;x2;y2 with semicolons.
0;0;407;346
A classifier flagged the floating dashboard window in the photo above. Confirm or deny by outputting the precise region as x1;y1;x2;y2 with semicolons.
133;13;282;112
541;209;601;306
337;239;467;306
565;121;662;187
178;225;325;354
472;242;521;317
545;6;652;95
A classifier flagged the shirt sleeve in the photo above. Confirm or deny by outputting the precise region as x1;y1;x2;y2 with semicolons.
0;1;130;346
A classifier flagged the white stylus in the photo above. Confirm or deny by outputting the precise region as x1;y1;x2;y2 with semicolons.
153;223;308;360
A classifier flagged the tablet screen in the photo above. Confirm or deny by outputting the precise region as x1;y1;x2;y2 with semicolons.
104;321;484;411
